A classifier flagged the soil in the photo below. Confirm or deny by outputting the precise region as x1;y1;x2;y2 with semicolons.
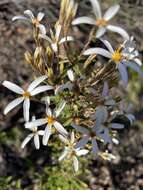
0;0;143;189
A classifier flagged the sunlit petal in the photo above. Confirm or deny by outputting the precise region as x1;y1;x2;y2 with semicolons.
27;75;47;92
2;81;24;94
103;5;120;21
72;16;95;25
4;97;24;115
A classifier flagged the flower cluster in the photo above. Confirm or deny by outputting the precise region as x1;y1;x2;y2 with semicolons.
2;0;142;172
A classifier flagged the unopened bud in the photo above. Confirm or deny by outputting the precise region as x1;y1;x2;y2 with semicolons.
24;51;33;64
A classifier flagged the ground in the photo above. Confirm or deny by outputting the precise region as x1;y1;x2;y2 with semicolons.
0;0;143;189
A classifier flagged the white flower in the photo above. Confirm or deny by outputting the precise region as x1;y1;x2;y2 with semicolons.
25;101;68;145
39;23;74;53
72;0;129;40
12;10;46;34
59;132;89;172
3;75;53;122
21;116;44;149
84;39;142;85
72;123;111;154
122;36;142;66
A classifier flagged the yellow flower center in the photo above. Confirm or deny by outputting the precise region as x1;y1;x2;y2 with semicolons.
112;51;122;63
47;116;55;125
96;19;108;26
23;91;31;98
32;19;40;26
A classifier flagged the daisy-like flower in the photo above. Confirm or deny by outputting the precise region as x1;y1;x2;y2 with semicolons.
72;123;111;154
12;10;46;34
59;132;89;172
72;0;129;39
84;39;143;85
25;101;68;145
3;75;53;122
39;23;74;53
21;116;44;149
122;36;142;66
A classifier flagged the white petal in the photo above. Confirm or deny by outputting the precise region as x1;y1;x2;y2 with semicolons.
30;85;53;96
46;107;52;117
55;101;66;117
71;132;75;144
27;75;47;92
38;130;45;136
118;63;128;86
76;149;89;156
107;25;129;40
75;136;89;149
59;134;69;144
12;16;28;21
89;0;102;19
4;97;24;115
72;124;89;134
2;81;24;94
134;58;142;66
25;118;47;128
96;27;106;38
23;98;30;122
34;134;40;149
27;125;37;132
24;10;34;19
44;96;51;105
103;5;120;21
92;139;99;154
58;147;69;161
55;24;62;40
42;125;52;145
21;134;33;149
54;121;68;136
51;43;58;52
112;138;119;145
83;48;111;58
38;24;46;35
59;36;74;44
32;116;36;121
72;156;79;172
72;16;95;25
110;123;124;129
101;39;114;53
37;12;45;21
39;34;53;44
67;69;74;82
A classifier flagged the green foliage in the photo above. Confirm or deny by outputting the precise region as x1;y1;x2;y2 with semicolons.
38;165;89;190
